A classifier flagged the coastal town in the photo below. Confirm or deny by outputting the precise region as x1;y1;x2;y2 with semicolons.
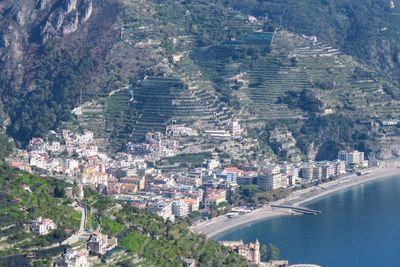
5;123;381;266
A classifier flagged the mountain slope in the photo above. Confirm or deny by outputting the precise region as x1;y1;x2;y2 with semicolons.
0;0;122;145
224;0;400;84
2;0;400;160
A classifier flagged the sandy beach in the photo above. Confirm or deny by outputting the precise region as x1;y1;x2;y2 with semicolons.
191;165;400;238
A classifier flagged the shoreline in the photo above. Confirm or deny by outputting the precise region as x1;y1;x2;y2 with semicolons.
190;166;400;239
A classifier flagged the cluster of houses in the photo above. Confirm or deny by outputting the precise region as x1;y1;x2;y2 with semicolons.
9;128;370;224
9;130;99;176
127;131;179;159
107;150;367;221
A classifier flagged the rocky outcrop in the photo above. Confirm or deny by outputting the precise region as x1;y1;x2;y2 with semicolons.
35;0;96;41
40;9;65;39
62;11;79;36
64;0;78;13
80;0;93;24
14;3;31;27
53;10;66;31
35;0;50;10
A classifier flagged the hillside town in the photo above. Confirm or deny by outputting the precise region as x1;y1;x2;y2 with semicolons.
7;126;373;224
4;124;375;266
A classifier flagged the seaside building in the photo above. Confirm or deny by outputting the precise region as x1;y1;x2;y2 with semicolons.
183;198;200;212
220;240;260;265
257;165;282;191
288;167;301;186
172;201;190;218
216;167;244;185
338;150;367;168
321;163;335;179
300;164;313;180
313;165;322;180
334;160;346;175
204;189;227;208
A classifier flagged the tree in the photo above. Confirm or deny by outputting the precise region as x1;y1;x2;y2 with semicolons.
54;184;65;198
0;133;13;161
267;244;280;261
260;244;268;262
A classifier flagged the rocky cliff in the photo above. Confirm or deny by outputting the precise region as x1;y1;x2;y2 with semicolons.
0;0;122;144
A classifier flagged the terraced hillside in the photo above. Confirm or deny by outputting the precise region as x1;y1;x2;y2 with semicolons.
66;0;400;160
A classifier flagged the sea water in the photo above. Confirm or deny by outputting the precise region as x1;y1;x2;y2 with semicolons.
216;176;400;267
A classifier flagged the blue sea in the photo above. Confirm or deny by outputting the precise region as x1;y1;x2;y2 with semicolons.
216;176;400;266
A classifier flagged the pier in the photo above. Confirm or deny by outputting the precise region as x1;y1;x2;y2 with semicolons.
271;205;321;215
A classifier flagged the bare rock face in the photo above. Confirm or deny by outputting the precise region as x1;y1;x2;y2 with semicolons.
52;9;66;31
80;0;93;24
62;11;79;36
40;7;67;42
35;0;50;10
14;3;30;26
15;11;24;26
64;0;78;13
39;0;95;41
1;24;25;91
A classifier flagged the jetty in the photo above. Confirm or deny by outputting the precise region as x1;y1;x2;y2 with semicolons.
271;205;321;215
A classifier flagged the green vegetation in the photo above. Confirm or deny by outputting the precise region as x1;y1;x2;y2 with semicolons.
157;152;212;167
278;89;324;113
101;215;124;236
0;132;13;161
291;114;370;160
0;166;248;265
82;188;249;267
0;165;80;255
5;48;96;146
223;0;400;81
231;185;291;206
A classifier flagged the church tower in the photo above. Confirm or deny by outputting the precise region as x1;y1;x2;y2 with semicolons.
254;239;260;264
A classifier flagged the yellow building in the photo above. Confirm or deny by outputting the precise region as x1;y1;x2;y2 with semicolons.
120;176;146;190
204;189;226;208
220;239;260;265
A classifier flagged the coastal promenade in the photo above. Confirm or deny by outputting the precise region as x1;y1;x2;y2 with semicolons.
191;165;400;238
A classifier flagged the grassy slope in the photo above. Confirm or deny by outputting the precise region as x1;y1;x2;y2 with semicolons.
0;165;81;264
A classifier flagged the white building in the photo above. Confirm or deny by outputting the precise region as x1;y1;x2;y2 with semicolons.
257;165;283;191
172;201;190;218
29;152;48;170
300;164;314;180
334;160;346;175
205;159;220;170
55;249;88;267
227;120;243;136
87;231;118;256
30;217;57;235
77;131;94;143
257;173;282;191
147;202;175;221
338;150;366;168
